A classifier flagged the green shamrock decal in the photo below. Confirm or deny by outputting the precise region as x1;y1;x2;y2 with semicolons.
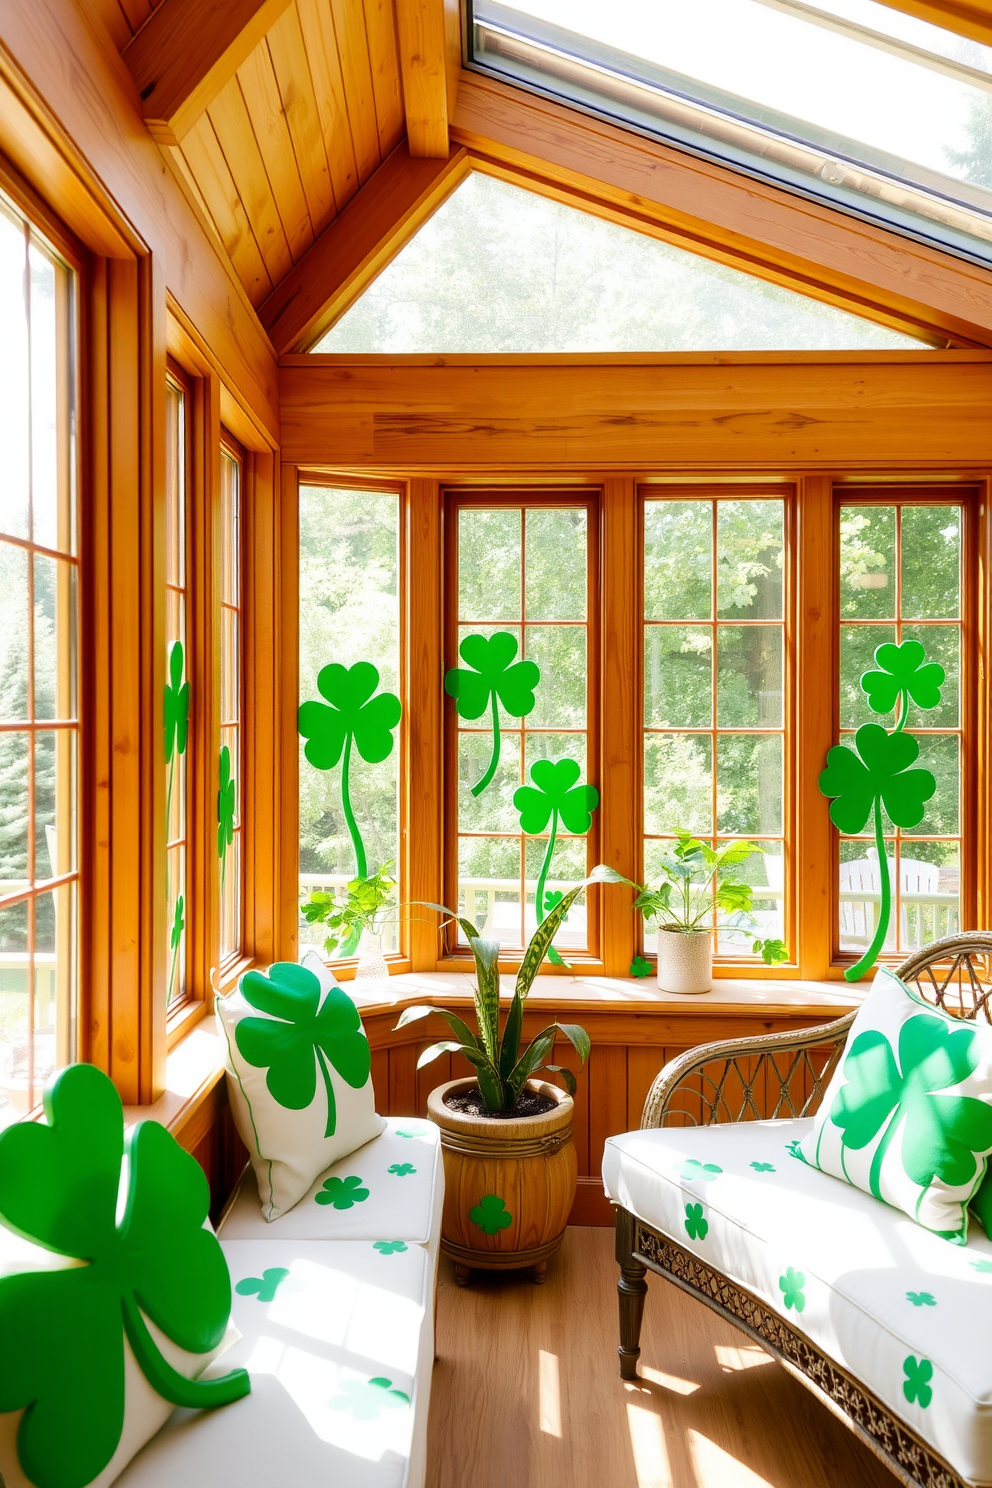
330;1376;410;1420
750;1162;775;1172
629;955;652;978
678;1159;722;1183
0;1065;249;1488
786;1139;804;1159
684;1202;708;1241
470;1194;513;1235
972;1259;992;1274
827;1012;992;1204
235;962;371;1138
316;1175;369;1209
902;1356;933;1408
388;1162;416;1176
166;892;185;1009
298;661;402;878
906;1291;936;1307
395;1125;426;1137
373;1241;408;1255
779;1268;806;1312
819;724;935;982
164;640;189;841
445;632;540;796
235;1268;290;1303
861;639;945;721
514;758;599;962
217;743;236;863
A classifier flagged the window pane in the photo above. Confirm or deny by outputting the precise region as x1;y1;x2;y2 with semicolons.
644;502;710;620
839;506;895;618
166;381;188;1008
839;840;897;955
644;733;712;836
840;624;896;728
525;626;585;727
0;732;30;886
715;625;783;728
716;500;783;619
900;841;960;952
525;508;586;620
716;735;783;836
459;508;520;621
299;487;400;960
0;544;29;721
219;448;242;962
644;627;711;728
0;204;29;541
29;242;59;552
901;507;961;621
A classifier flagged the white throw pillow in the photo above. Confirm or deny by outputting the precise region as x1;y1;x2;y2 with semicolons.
217;951;385;1220
797;967;992;1242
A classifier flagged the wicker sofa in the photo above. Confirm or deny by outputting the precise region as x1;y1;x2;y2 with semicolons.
605;935;992;1488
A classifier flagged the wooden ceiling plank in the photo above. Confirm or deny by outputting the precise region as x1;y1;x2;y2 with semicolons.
261;140;468;352
879;0;992;45
123;0;294;146
178;115;274;306
236;42;314;262
116;0;153;33
395;0;452;158
451;73;992;347
296;0;360;214
208;78;295;286
328;0;383;183
266;7;335;238
363;0;406;158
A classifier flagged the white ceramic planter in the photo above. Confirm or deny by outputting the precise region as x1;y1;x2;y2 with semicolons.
657;927;713;994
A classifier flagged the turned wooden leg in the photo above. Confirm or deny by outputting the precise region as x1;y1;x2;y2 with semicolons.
532;1261;548;1285
454;1263;472;1287
616;1207;648;1380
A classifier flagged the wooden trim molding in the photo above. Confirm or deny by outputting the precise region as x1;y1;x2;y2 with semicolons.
395;0;458;159
880;0;992;46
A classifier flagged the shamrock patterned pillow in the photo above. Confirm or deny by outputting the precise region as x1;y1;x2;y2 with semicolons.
797;967;992;1243
217;951;385;1220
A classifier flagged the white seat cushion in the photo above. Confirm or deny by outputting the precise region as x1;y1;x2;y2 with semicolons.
220;1119;442;1258
604;1118;992;1487
114;1239;434;1488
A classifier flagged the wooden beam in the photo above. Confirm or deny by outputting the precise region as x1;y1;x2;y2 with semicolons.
261;140;469;353
451;72;992;349
395;0;460;157
122;0;293;146
879;0;992;46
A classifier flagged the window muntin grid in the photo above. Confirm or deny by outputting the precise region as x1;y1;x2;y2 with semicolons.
0;192;78;1124
165;378;187;1008
837;500;963;958
642;494;788;957
452;499;595;953
219;443;243;963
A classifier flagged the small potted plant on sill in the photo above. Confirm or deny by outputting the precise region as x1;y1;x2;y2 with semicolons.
634;831;788;994
397;865;622;1285
300;861;396;981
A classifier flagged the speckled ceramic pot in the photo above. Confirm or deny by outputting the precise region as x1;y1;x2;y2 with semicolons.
657;927;713;994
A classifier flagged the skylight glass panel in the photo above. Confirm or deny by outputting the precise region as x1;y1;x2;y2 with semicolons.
313;173;922;352
471;0;992;266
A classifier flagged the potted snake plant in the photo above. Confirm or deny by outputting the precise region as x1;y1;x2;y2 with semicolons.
397;864;621;1284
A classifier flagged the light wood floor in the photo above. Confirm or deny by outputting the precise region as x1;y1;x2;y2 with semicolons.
426;1227;898;1488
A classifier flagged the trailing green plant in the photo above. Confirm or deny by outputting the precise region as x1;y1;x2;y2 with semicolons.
396;865;622;1113
301;862;396;959
632;831;788;966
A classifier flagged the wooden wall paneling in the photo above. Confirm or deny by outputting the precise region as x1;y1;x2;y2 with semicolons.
389;1043;419;1114
122;0;295;146
91;0;137;51
626;1045;668;1132
371;1046;390;1110
552;1035;590;1178
296;0;360;213
587;1044;628;1176
363;0;406;158
175;117;274;307
796;477;836;979
416;1048;451;1113
208;79;295;287
278;462;301;960
263;143;468;352
405;478;444;968
266;8;336;237
328;0;383;183
236;42;314;263
452;73;992;348
599;477;638;974
396;0;453;158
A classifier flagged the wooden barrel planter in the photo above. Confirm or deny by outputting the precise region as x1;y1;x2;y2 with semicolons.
426;1076;577;1284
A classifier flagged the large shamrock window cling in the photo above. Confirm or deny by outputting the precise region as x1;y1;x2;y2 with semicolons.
298;661;401;878
217;743;236;891
0;1064;249;1488
235;962;371;1138
165;641;189;1006
819;639;942;981
513;757;598;966
445;633;540;796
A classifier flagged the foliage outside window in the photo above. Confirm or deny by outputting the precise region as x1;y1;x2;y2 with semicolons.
219;443;243;963
0;191;78;1124
165;377;189;1007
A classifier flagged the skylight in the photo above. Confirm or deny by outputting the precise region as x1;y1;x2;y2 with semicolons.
470;0;992;268
313;173;922;352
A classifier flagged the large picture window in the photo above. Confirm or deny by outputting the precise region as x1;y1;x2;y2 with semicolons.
165;373;188;1007
0;191;78;1122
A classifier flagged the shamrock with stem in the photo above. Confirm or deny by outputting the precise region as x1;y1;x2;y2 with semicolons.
299;662;401;878
235;962;371;1138
166;893;185;1008
217;744;236;900
164;639;189;835
861;639;945;728
514;757;598;964
445;632;540;796
0;1064;249;1488
825;1008;992;1209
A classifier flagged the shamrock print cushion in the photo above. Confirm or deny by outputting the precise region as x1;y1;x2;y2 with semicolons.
219;1118;443;1253
797;967;992;1242
603;1115;992;1486
116;1239;433;1488
217;951;385;1221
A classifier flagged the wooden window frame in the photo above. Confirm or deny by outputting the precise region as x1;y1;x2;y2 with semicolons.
218;432;245;972
164;359;192;1018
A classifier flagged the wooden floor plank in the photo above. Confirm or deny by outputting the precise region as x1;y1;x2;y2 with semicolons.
428;1227;897;1488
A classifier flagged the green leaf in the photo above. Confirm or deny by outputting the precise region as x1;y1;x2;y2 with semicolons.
543;1064;577;1096
468;935;501;1063
756;937;789;966
557;1022;591;1066
416;1041;462;1070
499;992;524;1081
514;865;621;998
819;724;936;833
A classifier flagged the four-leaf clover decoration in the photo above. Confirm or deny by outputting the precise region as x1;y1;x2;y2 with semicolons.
906;1291;936;1307
470;1194;513;1235
329;1376;411;1420
513;758;600;961
373;1241;408;1255
779;1267;806;1313
316;1175;369;1209
235;1267;290;1303
388;1162;416;1176
298;661;402;879
828;1012;992;1202
235;962;371;1138
445;632;540;796
0;1064;249;1488
862;639;945;721
678;1159;722;1183
684;1203;708;1241
217;744;236;864
902;1355;934;1408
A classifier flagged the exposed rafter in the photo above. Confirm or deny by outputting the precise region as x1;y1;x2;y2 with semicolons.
261;140;469;354
122;0;293;146
879;0;992;47
395;0;462;157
